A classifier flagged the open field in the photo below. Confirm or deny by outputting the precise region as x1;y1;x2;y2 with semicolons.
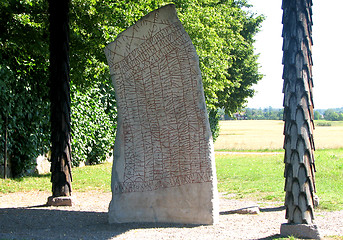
214;120;343;151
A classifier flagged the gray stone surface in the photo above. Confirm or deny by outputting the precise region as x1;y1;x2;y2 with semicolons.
104;4;218;225
280;223;322;239
230;206;260;215
47;196;73;206
35;155;51;174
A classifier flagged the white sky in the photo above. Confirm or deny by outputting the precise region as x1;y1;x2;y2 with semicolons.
246;0;343;109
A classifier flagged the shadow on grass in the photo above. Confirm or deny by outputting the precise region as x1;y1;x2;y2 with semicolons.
12;173;51;182
0;207;201;240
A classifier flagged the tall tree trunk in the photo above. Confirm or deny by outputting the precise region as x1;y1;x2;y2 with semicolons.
3;116;8;179
282;0;316;224
48;0;72;197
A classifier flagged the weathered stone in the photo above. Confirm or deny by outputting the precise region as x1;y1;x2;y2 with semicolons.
104;4;218;225
230;206;260;215
280;223;322;239
47;196;73;206
35;155;51;174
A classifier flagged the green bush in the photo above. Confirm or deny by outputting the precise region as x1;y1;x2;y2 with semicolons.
208;109;220;142
0;62;50;177
71;80;117;166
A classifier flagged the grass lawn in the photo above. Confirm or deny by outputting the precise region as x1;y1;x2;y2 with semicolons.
216;152;285;201
1;149;342;211
0;162;112;194
216;148;343;211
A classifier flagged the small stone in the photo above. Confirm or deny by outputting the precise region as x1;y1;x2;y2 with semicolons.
231;206;260;215
280;223;322;239
314;194;320;207
47;196;73;206
35;155;51;174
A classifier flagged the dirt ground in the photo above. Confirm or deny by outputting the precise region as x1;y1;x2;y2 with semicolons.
0;191;342;240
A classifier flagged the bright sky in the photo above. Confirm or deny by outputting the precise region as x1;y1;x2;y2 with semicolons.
246;0;343;109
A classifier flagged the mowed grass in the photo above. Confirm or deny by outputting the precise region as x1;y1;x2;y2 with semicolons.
314;148;343;210
216;148;343;211
0;162;112;194
216;152;285;201
214;120;343;151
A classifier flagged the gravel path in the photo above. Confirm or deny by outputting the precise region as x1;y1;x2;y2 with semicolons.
0;191;342;240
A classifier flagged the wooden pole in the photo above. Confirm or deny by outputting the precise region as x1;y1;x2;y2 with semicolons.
280;0;321;238
48;0;73;200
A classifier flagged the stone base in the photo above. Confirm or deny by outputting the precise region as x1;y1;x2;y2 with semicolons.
47;196;73;206
108;182;219;225
280;223;322;239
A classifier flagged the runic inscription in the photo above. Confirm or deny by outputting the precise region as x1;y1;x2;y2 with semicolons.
106;8;212;194
105;4;218;224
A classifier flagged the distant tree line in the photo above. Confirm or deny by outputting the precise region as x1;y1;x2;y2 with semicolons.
244;107;283;120
317;108;343;121
219;107;283;120
219;107;343;121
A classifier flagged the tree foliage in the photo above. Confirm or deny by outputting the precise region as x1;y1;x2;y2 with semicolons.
71;80;117;166
244;108;283;120
314;108;343;121
1;0;263;175
176;0;264;113
0;0;50;177
323;109;343;121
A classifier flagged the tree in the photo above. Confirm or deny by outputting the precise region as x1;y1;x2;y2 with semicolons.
71;81;117;166
339;113;343;121
324;109;339;121
48;0;72;197
313;110;321;120
1;0;263;175
0;0;117;175
174;0;263;114
281;0;319;238
0;0;50;177
177;0;263;137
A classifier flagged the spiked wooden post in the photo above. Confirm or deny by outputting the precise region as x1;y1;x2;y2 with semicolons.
47;0;73;206
280;0;320;238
